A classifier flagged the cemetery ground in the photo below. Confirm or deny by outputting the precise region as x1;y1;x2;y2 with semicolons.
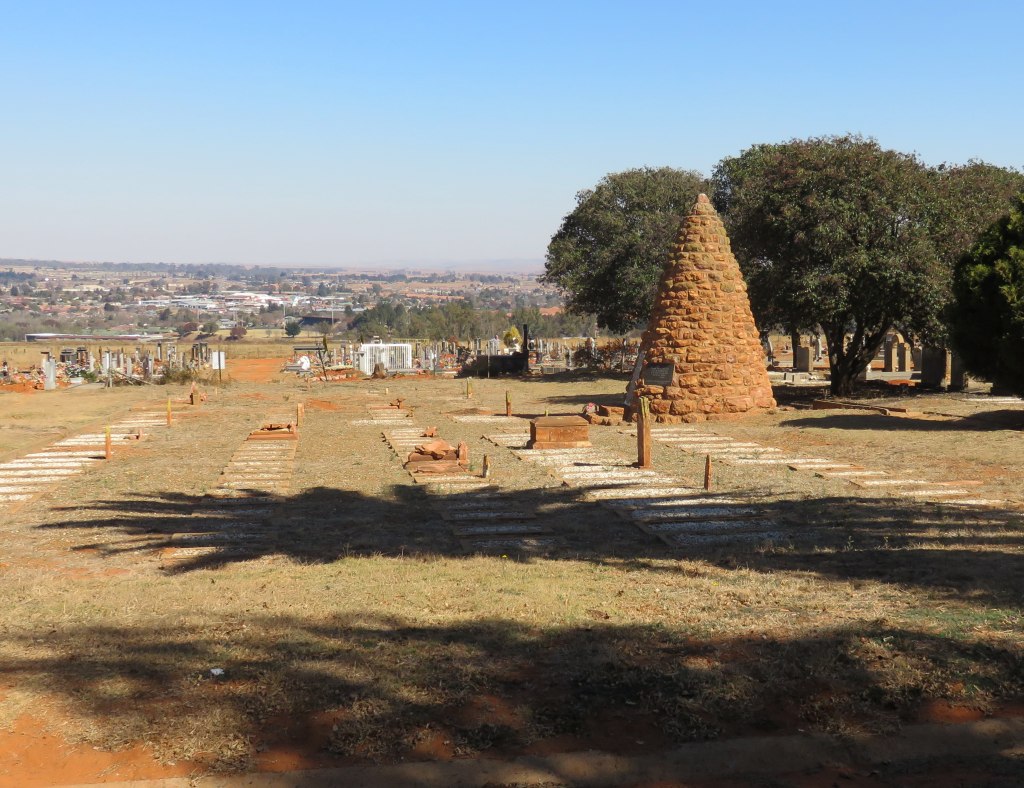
0;371;1022;786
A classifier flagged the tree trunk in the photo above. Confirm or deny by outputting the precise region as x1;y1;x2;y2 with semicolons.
788;328;802;367
824;319;892;397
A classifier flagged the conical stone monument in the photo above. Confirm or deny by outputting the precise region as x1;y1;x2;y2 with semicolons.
633;194;776;423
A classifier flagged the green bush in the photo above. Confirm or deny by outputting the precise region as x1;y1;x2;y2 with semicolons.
949;195;1024;395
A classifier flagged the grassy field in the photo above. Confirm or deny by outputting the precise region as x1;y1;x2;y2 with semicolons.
0;372;1021;783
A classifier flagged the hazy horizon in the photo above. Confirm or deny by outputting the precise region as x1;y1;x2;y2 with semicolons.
0;255;545;274
2;1;1022;268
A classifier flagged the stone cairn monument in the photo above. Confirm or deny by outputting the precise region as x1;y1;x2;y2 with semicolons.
632;194;776;423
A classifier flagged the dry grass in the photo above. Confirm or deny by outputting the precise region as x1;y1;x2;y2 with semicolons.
0;373;1021;775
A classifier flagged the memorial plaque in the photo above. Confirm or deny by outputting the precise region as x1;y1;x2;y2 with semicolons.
642;363;674;387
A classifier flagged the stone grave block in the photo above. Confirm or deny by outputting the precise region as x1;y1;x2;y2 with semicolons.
950;352;968;391
793;345;813;373
883;339;898;372
897;343;913;372
527;415;591;449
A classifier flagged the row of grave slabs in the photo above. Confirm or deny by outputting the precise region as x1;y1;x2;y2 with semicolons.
373;402;555;553
162;414;298;568
0;411;169;512
484;432;779;548
623;425;1016;509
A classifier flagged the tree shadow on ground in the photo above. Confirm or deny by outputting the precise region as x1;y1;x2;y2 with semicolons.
781;411;1024;432
38;482;1024;607
3;613;1023;777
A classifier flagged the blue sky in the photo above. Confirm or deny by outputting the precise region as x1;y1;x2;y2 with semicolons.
1;1;1021;268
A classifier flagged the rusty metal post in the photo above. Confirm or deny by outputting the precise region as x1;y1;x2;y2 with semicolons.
704;454;712;490
104;426;112;460
482;454;490;478
505;390;512;417
166;397;172;426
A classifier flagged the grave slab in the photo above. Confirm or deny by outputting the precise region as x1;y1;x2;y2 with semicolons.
452;523;549;536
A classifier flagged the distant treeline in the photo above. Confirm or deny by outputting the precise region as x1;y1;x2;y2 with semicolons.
340;300;600;341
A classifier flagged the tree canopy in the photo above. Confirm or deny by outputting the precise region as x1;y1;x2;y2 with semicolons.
543;167;708;334
713;135;1024;395
948;196;1024;395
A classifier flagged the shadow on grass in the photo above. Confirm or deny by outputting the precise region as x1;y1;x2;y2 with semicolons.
39;482;1024;607
4;612;1024;775
782;411;1024;432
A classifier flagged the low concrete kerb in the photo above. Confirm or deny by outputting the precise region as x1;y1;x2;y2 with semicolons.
62;717;1024;788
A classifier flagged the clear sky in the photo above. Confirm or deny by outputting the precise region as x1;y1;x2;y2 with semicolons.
1;1;1021;269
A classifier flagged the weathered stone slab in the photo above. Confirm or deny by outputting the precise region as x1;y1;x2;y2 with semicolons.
643;518;775;533
486;433;531;444
816;470;888;478
0;485;48;493
172;532;266;545
606;495;747;509
461;536;558;551
27;451;103;458
199;491;276;503
584;485;700;500
452;523;549;536
0;494;34;501
441;509;535;521
528;415;591;449
0;470;79;478
450;415;524;423
519;454;605;466
852;478;933;487
659;530;783;546
514;447;598;457
659;436;742;444
427;484;502;496
896;488;970;497
206;490;279;501
938;499;1009;507
192;507;272;519
630;505;761;521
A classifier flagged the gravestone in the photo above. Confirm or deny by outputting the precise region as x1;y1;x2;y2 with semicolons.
794;346;813;373
883;338;898;372
632;194;776;423
897;343;913;373
528;416;591;449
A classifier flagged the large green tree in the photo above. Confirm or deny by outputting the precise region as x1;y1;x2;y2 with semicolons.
543;167;708;334
948;196;1024;395
713;135;1023;396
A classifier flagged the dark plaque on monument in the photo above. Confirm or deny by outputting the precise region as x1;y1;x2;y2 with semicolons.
642;363;675;387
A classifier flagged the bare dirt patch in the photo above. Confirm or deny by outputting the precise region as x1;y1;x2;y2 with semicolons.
227;358;288;384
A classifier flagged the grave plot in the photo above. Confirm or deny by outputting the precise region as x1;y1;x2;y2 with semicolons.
351;401;414;425
162;424;298;566
485;433;781;548
629;425;1016;510
381;425;552;553
0;410;167;510
447;413;527;425
959;394;1024;405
